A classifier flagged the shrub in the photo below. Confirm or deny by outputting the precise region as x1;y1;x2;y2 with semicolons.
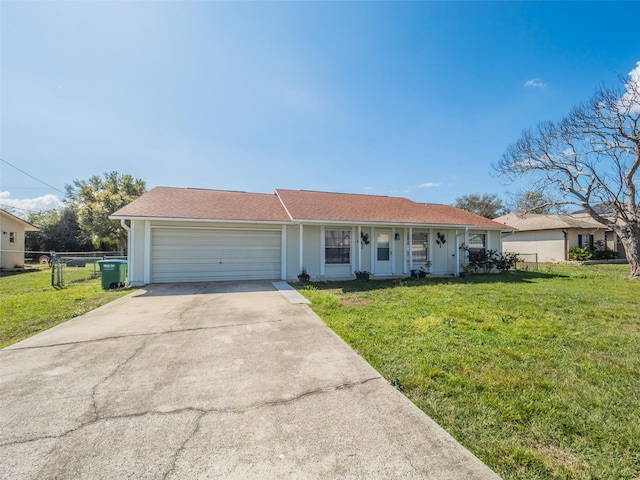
494;252;523;272
568;246;593;261
593;248;618;260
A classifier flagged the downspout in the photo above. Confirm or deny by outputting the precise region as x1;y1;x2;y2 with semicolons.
120;219;132;286
562;230;568;261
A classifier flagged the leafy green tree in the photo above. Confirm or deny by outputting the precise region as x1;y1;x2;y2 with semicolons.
26;207;93;253
65;172;146;251
454;193;506;219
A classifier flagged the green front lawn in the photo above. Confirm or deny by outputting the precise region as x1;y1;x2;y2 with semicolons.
0;265;132;348
299;264;640;480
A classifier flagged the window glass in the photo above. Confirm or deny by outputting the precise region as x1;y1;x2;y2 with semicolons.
377;233;390;261
9;232;16;243
409;232;428;263
467;234;486;248
325;230;351;264
467;233;486;262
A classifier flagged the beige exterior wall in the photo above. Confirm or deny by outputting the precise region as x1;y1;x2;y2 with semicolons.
502;229;565;263
502;228;609;263
1;214;30;269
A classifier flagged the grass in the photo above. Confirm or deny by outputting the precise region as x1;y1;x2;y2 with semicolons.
0;265;133;348
298;264;640;480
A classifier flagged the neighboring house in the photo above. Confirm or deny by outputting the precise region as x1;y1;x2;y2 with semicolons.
0;209;40;270
494;212;625;263
111;187;511;285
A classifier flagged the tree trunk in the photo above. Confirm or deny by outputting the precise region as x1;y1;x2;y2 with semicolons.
618;224;640;279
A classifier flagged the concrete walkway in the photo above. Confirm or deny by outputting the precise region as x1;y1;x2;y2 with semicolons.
0;281;501;479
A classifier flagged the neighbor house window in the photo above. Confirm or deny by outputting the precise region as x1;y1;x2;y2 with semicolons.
408;232;428;264
578;234;594;250
9;232;16;243
467;233;486;262
325;230;351;264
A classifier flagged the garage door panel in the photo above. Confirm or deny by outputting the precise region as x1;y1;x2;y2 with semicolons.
151;228;281;283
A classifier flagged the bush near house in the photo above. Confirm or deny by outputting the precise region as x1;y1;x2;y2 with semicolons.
298;264;639;480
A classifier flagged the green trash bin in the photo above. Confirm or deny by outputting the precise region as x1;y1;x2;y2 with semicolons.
97;259;128;290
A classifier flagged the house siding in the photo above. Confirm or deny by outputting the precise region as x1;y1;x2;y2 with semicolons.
502;228;608;263
1;215;29;269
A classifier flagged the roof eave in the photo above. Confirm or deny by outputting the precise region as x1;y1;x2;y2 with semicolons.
289;218;505;229
109;215;292;225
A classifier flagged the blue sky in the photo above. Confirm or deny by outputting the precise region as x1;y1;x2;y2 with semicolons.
1;1;639;216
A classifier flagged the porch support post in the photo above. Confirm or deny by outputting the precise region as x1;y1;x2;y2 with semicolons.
455;230;460;277
408;227;413;272
357;225;362;271
391;227;396;275
299;224;304;273
320;226;325;277
370;227;376;274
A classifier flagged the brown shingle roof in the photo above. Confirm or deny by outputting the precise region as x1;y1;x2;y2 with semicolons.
111;187;291;222
112;186;509;230
276;189;507;229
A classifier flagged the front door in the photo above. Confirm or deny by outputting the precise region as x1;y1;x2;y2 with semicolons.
375;231;392;274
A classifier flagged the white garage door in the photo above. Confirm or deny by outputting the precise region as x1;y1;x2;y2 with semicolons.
152;228;281;283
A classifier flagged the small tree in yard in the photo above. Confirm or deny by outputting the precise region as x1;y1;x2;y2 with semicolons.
495;63;640;279
65;172;146;252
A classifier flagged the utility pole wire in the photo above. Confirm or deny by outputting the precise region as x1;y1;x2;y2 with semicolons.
0;157;66;195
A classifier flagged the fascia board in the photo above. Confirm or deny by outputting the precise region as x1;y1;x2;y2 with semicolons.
109;215;292;225
291;219;504;230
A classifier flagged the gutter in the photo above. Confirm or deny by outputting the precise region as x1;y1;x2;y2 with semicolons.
120;219;132;287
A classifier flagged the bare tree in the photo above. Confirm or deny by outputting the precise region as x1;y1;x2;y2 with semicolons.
495;63;640;278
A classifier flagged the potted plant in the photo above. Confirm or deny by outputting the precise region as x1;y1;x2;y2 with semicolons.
297;267;310;283
460;264;473;277
355;270;370;280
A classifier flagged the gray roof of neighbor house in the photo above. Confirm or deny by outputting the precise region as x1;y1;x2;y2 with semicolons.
493;213;608;231
112;186;512;230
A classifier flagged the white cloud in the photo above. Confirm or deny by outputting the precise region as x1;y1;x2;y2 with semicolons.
524;78;547;88
621;60;640;113
419;182;440;188
0;191;64;218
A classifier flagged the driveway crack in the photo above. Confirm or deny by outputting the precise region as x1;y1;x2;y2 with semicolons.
89;335;152;421
0;376;383;448
2;319;284;351
161;411;206;480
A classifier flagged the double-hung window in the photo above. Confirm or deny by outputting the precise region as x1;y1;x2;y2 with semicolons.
408;232;428;265
9;232;16;244
467;233;486;262
325;230;351;264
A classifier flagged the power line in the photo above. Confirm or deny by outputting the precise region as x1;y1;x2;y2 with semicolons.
0;158;66;195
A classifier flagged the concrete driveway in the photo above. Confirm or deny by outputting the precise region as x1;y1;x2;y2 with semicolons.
0;281;500;479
